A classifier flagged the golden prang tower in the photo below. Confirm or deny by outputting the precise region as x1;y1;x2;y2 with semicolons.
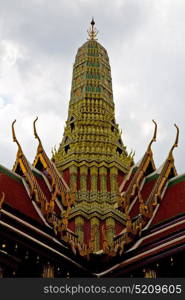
53;19;133;251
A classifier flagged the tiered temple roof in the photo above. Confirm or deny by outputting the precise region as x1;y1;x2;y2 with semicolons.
0;20;185;278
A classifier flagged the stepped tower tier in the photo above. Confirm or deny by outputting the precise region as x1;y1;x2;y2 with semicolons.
53;20;134;252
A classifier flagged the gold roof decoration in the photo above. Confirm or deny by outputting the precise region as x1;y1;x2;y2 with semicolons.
140;124;179;222
11;119;75;237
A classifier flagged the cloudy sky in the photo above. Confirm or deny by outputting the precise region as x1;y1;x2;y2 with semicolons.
0;0;185;173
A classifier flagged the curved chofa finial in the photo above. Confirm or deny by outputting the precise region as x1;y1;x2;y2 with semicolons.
87;17;98;40
12;120;22;151
169;124;179;156
148;120;157;150
33;116;42;145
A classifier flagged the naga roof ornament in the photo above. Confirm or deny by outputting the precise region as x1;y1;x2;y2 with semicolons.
168;123;179;158
147;119;157;151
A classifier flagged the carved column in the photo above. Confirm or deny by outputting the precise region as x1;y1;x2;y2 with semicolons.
69;165;77;190
106;217;115;245
110;167;118;193
110;167;118;202
90;217;100;252
80;166;88;192
99;167;107;194
42;263;55;278
90;166;98;193
75;216;84;243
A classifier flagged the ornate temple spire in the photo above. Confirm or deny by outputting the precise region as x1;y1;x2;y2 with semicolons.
52;24;133;253
54;25;132;173
87;17;98;40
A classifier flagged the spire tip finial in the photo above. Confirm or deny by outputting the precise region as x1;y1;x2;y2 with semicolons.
91;17;95;26
88;17;98;40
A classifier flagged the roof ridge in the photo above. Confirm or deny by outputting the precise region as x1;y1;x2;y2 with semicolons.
168;173;185;186
0;164;22;183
